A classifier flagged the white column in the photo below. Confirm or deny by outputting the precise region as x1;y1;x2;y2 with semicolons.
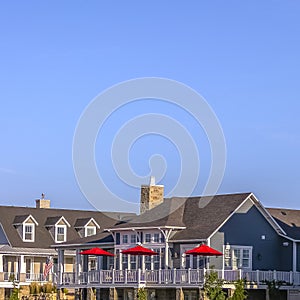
19;255;26;273
0;254;3;272
293;241;297;272
165;239;169;268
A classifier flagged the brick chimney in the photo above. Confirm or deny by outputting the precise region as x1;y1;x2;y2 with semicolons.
35;193;50;208
140;176;164;214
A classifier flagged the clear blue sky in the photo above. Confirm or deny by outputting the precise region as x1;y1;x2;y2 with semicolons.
0;1;299;211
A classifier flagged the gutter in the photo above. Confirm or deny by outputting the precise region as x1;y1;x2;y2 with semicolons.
51;242;114;249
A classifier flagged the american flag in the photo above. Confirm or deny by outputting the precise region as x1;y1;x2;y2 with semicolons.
43;257;53;280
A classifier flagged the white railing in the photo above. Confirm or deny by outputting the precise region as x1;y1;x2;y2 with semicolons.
3;272;19;281
51;268;300;287
25;273;45;282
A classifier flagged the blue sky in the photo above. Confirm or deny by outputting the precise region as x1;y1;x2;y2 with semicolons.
0;1;299;211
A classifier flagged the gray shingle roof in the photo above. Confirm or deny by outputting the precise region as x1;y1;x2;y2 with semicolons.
44;216;64;226
13;215;31;225
74;218;93;228
108;193;252;241
0;205;135;248
267;208;300;240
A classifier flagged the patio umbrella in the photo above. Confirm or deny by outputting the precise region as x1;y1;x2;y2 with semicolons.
185;244;222;269
121;245;158;256
185;244;223;256
122;245;158;270
80;247;114;256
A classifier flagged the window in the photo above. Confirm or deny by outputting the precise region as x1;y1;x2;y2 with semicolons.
145;233;151;243
116;250;120;269
145;255;151;270
85;226;96;237
225;245;252;270
130;234;137;244
130;255;137;270
153;248;160;270
89;258;97;270
56;225;66;243
116;233;120;245
122;254;128;270
23;224;34;242
153;233;160;243
122;234;128;244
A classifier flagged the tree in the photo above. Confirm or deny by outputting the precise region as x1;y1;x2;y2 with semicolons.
204;270;226;300
9;274;19;300
137;287;147;300
230;279;247;300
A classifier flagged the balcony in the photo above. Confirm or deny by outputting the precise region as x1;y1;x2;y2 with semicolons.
59;269;300;289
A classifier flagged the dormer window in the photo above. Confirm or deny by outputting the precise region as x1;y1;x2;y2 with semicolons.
74;217;100;238
13;215;38;243
85;226;96;237
55;225;66;243
23;224;34;242
45;216;70;243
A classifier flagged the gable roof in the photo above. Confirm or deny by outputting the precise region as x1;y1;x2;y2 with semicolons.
74;217;100;229
0;205;135;249
45;216;71;227
170;193;253;240
267;208;300;240
106;193;253;241
13;214;38;226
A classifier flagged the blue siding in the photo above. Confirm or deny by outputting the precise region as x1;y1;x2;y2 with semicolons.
297;243;300;272
214;200;292;271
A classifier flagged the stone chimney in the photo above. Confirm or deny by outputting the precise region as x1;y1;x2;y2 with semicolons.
35;193;50;208
140;176;164;214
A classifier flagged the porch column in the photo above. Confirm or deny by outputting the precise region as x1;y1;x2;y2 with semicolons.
75;249;81;284
19;255;26;282
176;288;184;300
0;254;3;272
165;239;169;268
159;229;173;269
293;241;297;272
58;249;65;285
0;255;3;282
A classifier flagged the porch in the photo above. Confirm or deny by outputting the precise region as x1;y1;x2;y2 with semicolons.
58;268;300;289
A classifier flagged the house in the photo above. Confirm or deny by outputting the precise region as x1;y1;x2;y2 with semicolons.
2;183;300;300
0;196;134;299
54;181;300;300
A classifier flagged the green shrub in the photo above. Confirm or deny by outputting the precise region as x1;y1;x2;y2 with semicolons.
204;270;226;300
137;287;147;300
230;279;248;300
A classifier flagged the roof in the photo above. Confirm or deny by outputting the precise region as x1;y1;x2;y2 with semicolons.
267;208;300;240
74;217;100;229
13;215;31;225
0;205;135;249
106;193;253;241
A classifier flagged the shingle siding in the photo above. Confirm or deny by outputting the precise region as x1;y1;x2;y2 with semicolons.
210;232;225;269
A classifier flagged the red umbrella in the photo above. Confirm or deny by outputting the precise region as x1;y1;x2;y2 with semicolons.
80;247;114;256
122;245;158;256
185;244;223;256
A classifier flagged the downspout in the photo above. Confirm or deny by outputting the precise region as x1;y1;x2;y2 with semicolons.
293;241;297;272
